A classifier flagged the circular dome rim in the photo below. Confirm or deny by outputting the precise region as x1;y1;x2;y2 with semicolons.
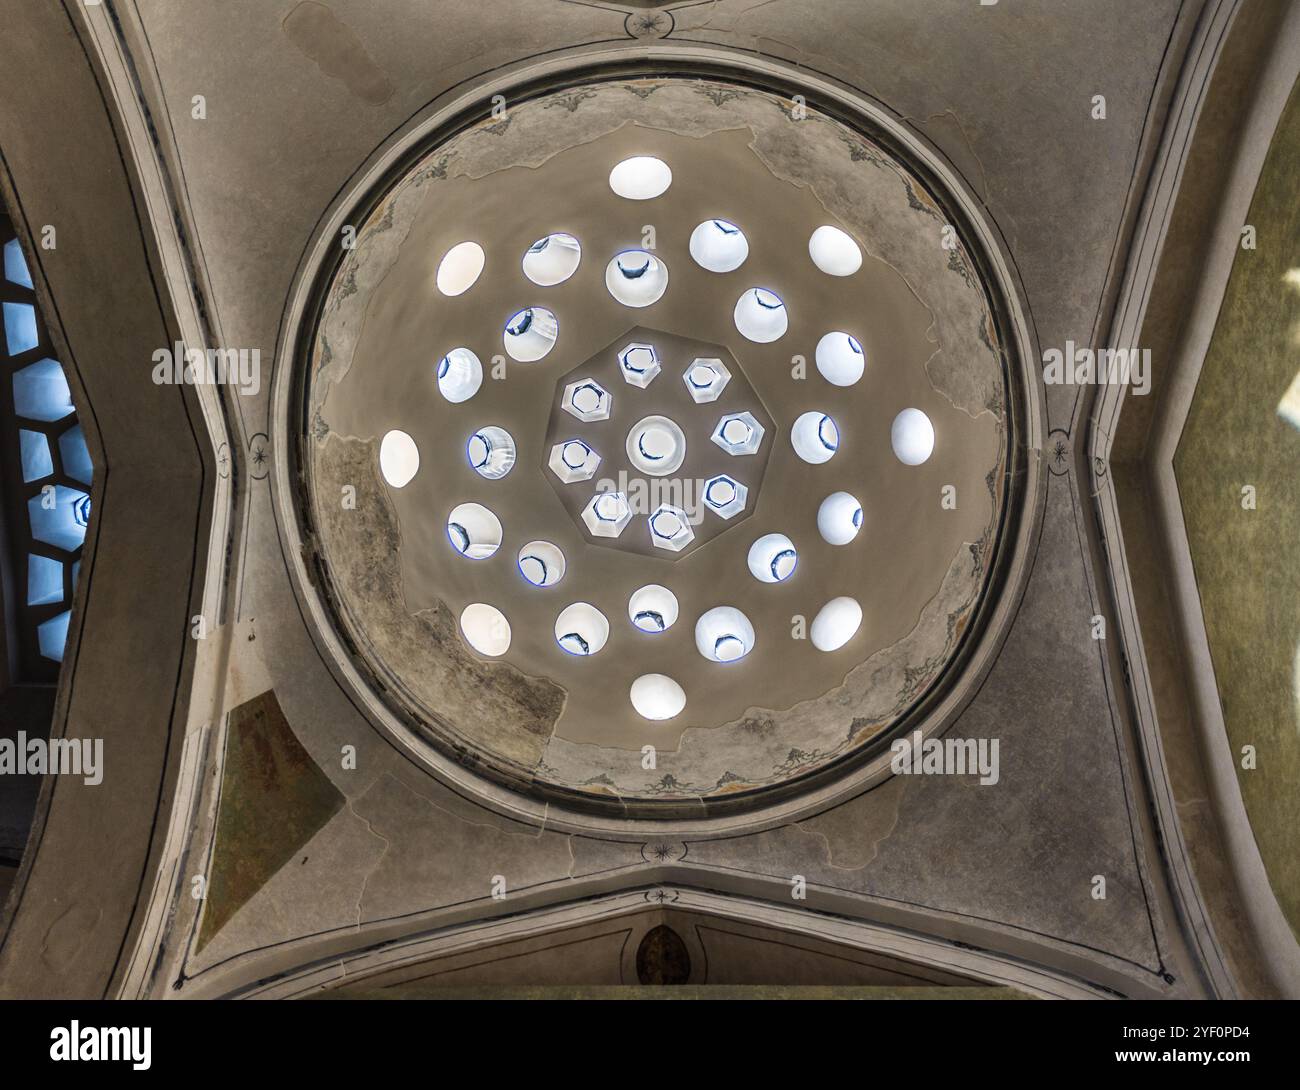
269;51;1045;838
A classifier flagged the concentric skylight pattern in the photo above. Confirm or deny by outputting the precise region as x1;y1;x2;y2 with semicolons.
371;148;948;725
308;77;1015;804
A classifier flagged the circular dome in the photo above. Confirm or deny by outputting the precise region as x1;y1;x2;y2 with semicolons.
289;72;1033;821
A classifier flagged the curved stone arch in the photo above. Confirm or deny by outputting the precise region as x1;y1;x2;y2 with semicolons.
195;886;1113;1000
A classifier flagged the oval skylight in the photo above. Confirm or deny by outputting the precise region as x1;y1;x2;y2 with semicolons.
605;250;669;308
817;492;863;545
503;307;558;362
446;502;502;560
811;596;863;652
436;241;485;296
815;331;866;386
630;674;686;721
608;156;672;200
808;225;862;277
437;347;483;403
626;415;686;477
733;287;788;342
695;606;755;663
554;602;610;656
628;584;679;633
689;219;749;273
747;533;798;583
522;233;582;286
791;411;839;464
467;426;516;480
892;408;935;465
379;430;419;488
460;603;511;656
518;541;565;587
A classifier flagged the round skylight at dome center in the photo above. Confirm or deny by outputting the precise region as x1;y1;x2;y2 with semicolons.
626;415;686;477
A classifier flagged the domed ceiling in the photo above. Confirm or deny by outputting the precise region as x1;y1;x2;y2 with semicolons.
296;75;1024;812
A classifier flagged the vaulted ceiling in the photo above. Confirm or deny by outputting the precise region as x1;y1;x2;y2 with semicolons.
0;0;1295;1001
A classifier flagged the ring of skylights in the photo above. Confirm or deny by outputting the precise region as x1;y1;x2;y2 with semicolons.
292;73;1031;817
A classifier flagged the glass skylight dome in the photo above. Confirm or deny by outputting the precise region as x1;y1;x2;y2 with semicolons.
365;146;945;725
304;74;1020;791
